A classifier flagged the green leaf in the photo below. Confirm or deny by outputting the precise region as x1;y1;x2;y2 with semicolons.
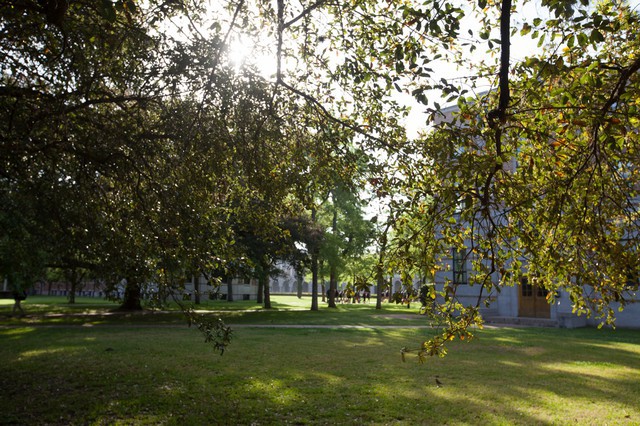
578;32;588;47
537;33;546;47
429;20;441;35
590;29;605;43
567;34;574;48
101;0;117;22
124;0;137;14
395;45;403;61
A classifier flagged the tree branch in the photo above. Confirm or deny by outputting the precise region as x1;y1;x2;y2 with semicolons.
276;77;390;149
601;56;640;115
482;0;511;209
283;0;329;29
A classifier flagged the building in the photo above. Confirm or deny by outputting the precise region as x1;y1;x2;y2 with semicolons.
429;103;640;328
183;275;259;301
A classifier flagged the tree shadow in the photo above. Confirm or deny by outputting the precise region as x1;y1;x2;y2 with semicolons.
0;326;638;424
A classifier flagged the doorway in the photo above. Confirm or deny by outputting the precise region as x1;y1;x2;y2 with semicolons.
518;277;550;318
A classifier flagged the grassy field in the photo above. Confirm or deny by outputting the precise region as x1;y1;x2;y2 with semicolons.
1;295;639;425
0;295;428;326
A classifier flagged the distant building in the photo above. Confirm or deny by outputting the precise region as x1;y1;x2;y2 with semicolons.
183;275;259;301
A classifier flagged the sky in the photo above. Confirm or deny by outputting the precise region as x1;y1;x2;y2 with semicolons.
214;0;640;222
221;0;640;140
399;0;640;138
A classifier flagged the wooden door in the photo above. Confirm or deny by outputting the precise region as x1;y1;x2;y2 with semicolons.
518;277;550;318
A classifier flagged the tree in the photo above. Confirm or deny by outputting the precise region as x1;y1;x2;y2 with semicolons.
374;225;391;310
1;0;176;310
317;185;376;307
1;1;301;349
233;203;290;309
386;1;640;358
6;0;637;359
280;209;325;309
343;253;376;293
2;0;357;308
0;195;47;298
243;0;640;357
309;207;321;311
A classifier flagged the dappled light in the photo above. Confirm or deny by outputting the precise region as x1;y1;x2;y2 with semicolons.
1;321;638;424
2;1;640;422
1;0;640;389
243;377;305;407
19;347;75;361
0;327;37;339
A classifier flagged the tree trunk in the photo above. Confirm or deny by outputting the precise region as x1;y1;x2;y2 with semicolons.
296;272;303;299
328;195;338;308
263;275;271;309
193;273;201;305
226;276;234;302
257;277;264;304
311;254;319;311
375;223;391;309
376;268;384;310
328;266;337;308
66;268;85;304
310;206;320;311
67;269;77;304
120;278;143;310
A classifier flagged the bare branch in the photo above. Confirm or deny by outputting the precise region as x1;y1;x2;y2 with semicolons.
276;77;390;149
283;0;329;29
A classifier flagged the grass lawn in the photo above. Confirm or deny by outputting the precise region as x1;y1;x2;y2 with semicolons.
1;295;639;425
0;295;429;326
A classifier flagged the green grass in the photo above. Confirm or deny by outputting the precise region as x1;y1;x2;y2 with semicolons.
1;296;639;425
0;295;428;326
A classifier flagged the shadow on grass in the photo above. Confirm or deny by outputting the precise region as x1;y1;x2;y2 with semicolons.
0;295;425;329
0;326;638;424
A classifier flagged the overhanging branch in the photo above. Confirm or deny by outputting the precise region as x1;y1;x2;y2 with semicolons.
283;0;329;29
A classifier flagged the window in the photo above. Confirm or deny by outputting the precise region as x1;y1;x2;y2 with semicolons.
625;271;639;291
536;285;549;298
452;248;467;285
521;277;532;296
521;276;549;298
